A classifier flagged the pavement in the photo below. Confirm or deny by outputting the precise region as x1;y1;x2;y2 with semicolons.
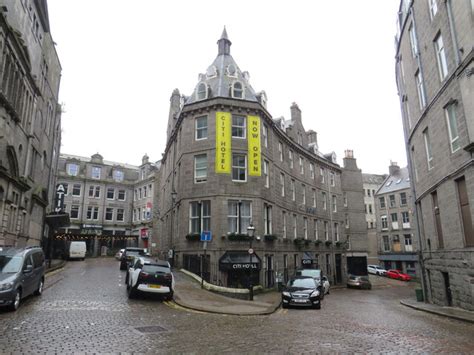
45;259;474;322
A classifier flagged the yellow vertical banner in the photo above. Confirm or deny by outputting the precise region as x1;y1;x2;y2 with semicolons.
247;115;261;176
215;112;231;174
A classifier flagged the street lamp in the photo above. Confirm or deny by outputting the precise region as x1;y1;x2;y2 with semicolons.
247;223;255;301
169;190;177;267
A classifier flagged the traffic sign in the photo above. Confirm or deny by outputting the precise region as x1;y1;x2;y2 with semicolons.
248;248;254;254
201;231;212;242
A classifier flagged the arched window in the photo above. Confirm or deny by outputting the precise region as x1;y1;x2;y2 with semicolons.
196;82;208;100
232;81;243;99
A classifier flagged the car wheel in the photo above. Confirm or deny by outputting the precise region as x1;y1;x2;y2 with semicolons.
34;278;44;296
282;303;288;309
165;292;173;302
314;303;321;310
128;285;137;299
9;289;21;311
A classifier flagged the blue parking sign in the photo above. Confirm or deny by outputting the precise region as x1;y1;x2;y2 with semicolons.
201;231;212;242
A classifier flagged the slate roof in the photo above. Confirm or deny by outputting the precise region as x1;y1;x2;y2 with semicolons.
376;167;410;195
185;28;259;105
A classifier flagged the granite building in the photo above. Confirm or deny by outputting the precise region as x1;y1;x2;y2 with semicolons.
395;0;474;310
0;0;62;247
156;30;368;290
55;153;158;256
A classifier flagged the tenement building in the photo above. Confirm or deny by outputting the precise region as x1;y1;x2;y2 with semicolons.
0;0;62;247
395;1;474;310
362;173;386;265
55;153;158;256
374;162;418;277
156;29;367;290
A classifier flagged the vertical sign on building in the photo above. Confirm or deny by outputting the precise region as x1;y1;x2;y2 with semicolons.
247;115;261;176
54;183;66;213
215;112;231;174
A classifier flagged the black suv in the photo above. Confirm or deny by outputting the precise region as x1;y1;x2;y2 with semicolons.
0;246;45;311
119;247;147;270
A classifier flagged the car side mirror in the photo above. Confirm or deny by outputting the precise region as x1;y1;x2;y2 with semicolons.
23;264;33;273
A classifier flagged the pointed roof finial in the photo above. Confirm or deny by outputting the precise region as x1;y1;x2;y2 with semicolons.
217;26;232;56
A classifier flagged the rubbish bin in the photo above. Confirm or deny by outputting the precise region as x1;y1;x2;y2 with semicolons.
415;288;424;302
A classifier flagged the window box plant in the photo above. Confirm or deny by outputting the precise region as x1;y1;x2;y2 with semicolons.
325;240;332;246
228;233;251;241
315;240;322;246
185;233;200;241
264;234;277;242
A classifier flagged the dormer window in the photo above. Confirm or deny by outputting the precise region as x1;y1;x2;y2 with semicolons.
206;65;217;78
226;64;237;77
196;82;208;100
231;81;243;99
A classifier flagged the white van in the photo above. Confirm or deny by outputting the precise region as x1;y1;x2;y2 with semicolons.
69;241;87;260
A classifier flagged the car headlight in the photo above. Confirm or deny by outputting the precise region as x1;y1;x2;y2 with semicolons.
282;291;291;297
0;283;13;291
310;290;320;297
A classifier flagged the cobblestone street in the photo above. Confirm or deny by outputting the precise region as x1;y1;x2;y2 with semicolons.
0;258;473;353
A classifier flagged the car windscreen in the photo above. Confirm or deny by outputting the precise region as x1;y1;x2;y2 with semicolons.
0;256;22;273
126;251;145;257
142;265;171;274
296;269;321;279
287;278;315;288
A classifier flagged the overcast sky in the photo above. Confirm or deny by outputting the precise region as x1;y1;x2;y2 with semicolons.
47;0;405;175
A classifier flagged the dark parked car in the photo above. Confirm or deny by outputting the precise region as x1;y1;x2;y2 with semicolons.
295;268;330;298
281;276;322;309
0;246;45;311
119;247;147;270
347;274;372;290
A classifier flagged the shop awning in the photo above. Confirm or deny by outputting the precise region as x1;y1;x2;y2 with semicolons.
219;251;261;271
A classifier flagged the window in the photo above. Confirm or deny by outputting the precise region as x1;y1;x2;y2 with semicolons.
334;222;339;242
324;221;329;240
195;116;208;140
67;163;79;176
310;163;315;179
379;197;386;208
263;160;269;188
312;189;316;207
197;82;207;100
314;220;319;240
322;192;327;210
70;205;79;219
282;211;287;238
320;168;325;183
402;211;410;224
330;172;335;187
368;204;373;214
332;195;337;212
86;206;99;220
303;217;308;239
367;189;371;197
194;154;208;183
345;214;349;229
280;173;285;196
278;142;283;162
232;154;246;181
72;184;81;196
91;166;101;179
424;128;434;169
416;70;427;109
391;213;398;222
299;157;304;175
264;204;272;235
89;186;100;198
293;214;297;238
404;234;413;252
343;192;347;207
289;150;294;168
262;125;268;148
139;188;142;199
113;170;124;182
232;115;246;138
228;200;251;234
429;0;438;19
382;236;390;251
445;104;460;153
117;190;126;201
107;188;115;200
434;34;448;80
105;208;113;221
143;186;148;198
409;24;418;58
389;195;396;207
117;208;124;222
456;177;474;246
189;201;211;234
232;81;243;98
290;179;295;201
381;215;388;230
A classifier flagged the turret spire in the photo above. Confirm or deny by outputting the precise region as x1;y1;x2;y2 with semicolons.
217;26;232;55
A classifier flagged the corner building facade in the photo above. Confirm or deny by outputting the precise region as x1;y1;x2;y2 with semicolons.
395;1;474;310
157;30;367;289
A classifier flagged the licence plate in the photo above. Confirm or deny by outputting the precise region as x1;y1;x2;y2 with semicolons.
293;299;307;303
148;285;161;289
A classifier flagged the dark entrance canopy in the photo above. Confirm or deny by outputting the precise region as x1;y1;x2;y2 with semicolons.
45;213;70;228
219;251;261;271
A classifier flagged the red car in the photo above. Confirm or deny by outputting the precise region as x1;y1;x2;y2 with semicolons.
386;269;411;281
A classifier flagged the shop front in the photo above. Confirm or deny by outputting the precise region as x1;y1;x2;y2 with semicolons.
219;251;261;288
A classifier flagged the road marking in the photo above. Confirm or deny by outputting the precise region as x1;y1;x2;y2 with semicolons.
163;301;206;314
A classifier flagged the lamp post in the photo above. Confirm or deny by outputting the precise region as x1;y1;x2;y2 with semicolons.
247;223;255;301
169;190;177;267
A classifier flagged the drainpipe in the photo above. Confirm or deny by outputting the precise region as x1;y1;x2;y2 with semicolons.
445;0;461;66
